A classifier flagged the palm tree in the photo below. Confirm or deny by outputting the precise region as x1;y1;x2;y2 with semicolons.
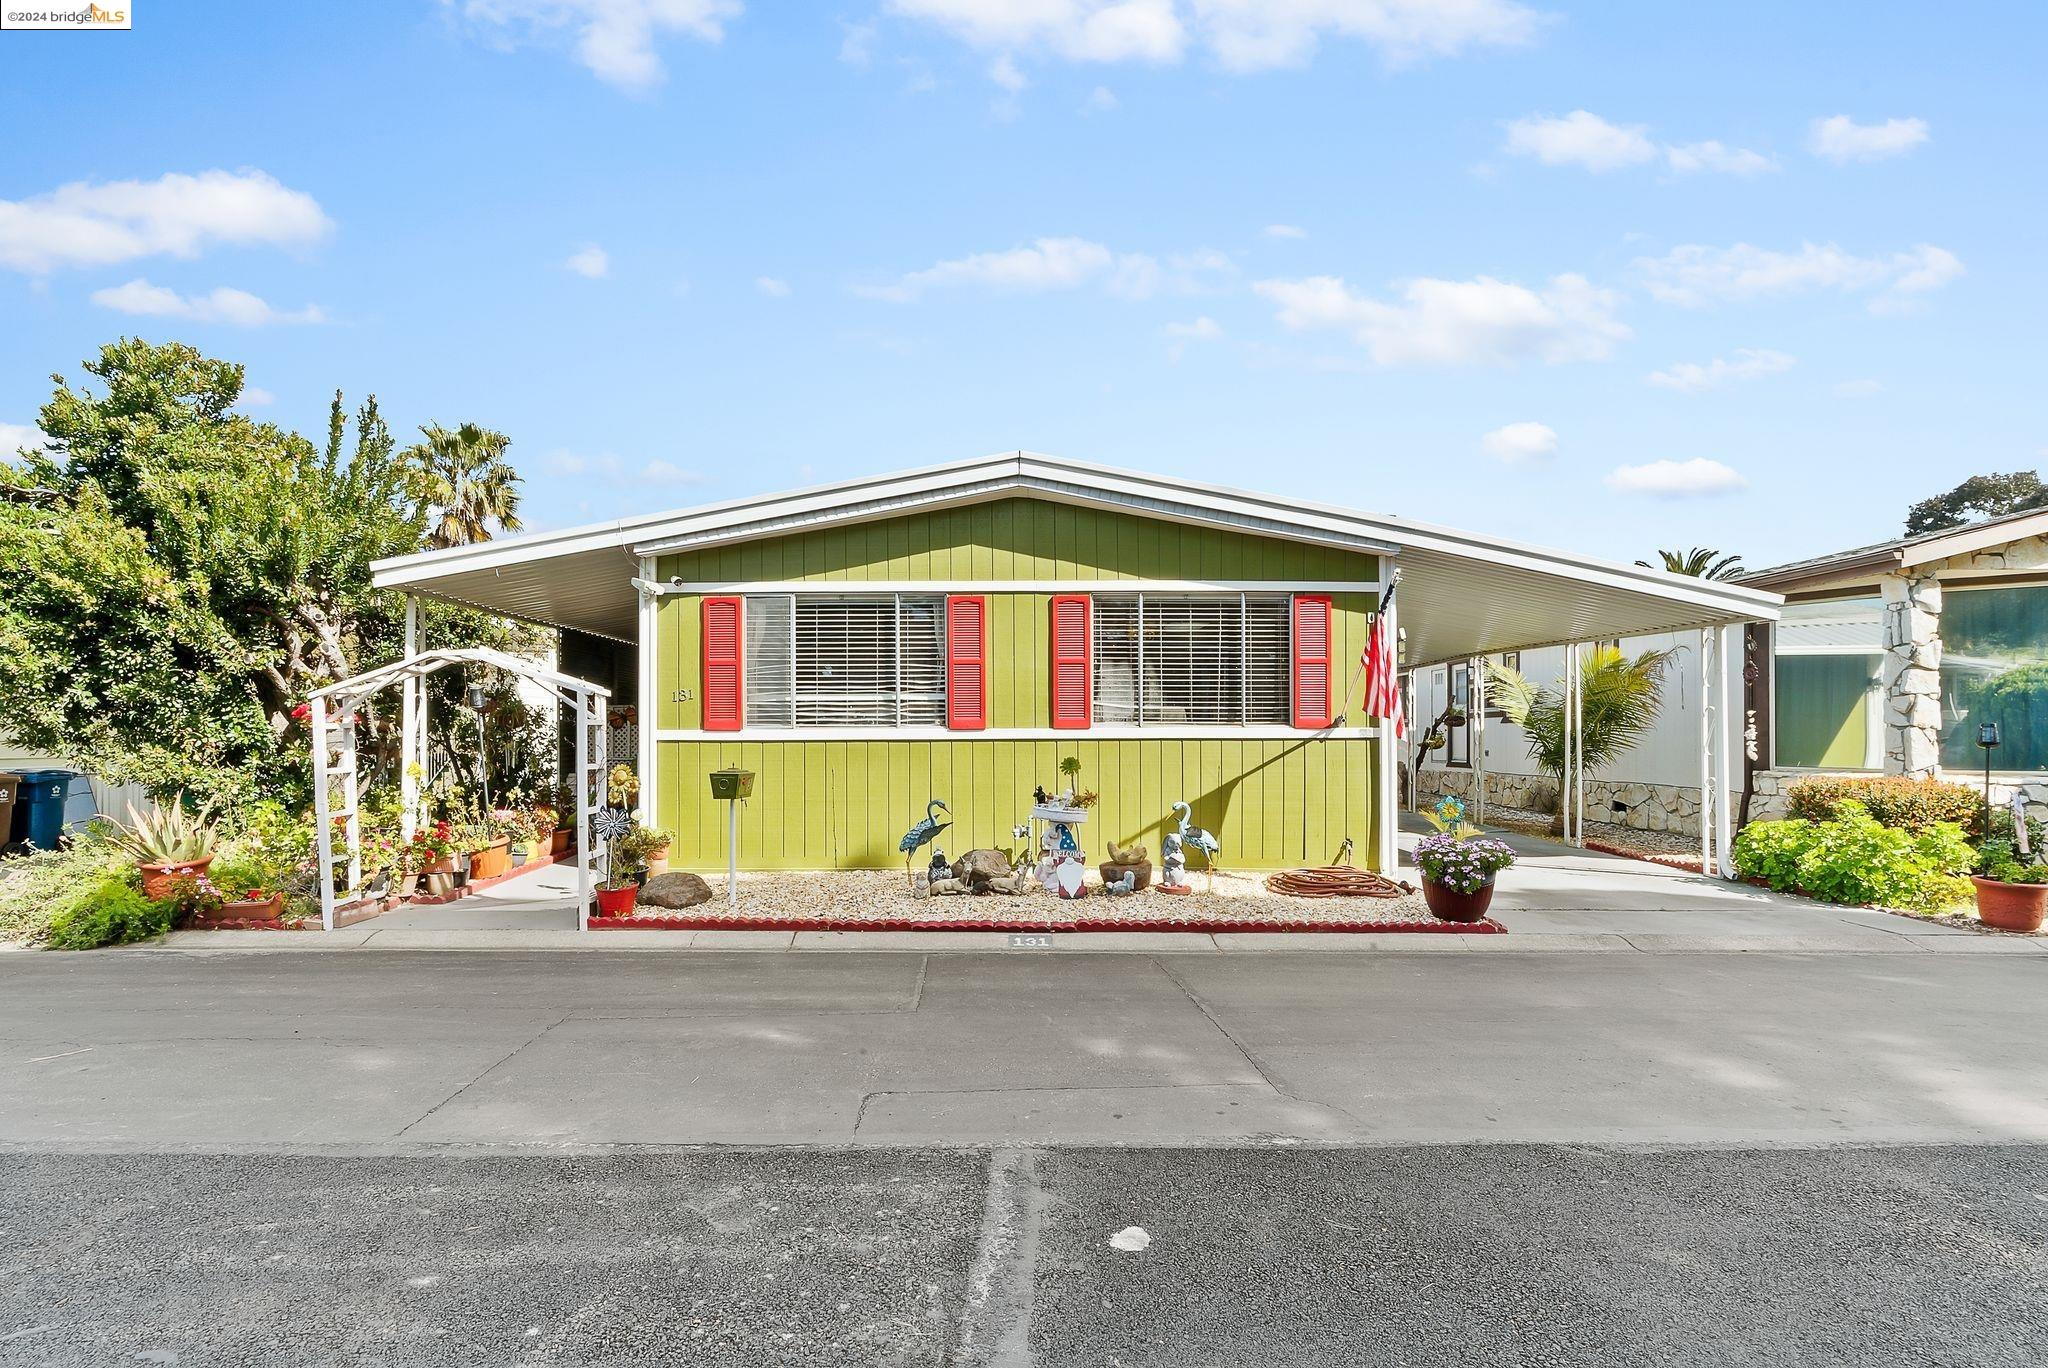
1487;646;1675;835
403;422;523;548
1637;547;1746;580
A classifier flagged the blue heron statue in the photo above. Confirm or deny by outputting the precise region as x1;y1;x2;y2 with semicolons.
899;799;952;888
1171;801;1220;874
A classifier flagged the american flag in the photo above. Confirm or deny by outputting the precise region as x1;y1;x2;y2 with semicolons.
1361;599;1404;738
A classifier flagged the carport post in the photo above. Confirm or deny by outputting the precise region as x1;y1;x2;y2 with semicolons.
1698;627;1717;878
1715;623;1739;877
400;597;419;840
1376;593;1400;876
1472;655;1487;826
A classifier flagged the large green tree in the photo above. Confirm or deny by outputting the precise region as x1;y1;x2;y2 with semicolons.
0;339;541;809
1904;471;2048;536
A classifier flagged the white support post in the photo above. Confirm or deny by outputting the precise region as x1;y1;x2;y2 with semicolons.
1715;623;1738;878
401;597;419;840
1375;596;1400;875
1699;628;1716;877
1472;655;1488;827
1562;643;1584;847
312;702;335;931
637;557;658;833
575;690;591;930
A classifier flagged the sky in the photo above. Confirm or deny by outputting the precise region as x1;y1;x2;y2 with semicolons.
2;1;2040;569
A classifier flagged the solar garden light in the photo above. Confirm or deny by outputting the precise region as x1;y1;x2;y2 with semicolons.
1978;721;2001;811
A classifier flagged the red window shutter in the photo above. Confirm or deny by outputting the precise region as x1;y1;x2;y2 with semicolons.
946;595;988;730
702;596;743;732
1292;594;1333;729
1050;594;1092;730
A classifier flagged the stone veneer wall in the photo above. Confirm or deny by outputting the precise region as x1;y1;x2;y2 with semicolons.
1416;769;1704;835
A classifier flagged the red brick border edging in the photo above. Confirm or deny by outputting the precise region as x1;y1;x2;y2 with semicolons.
588;913;1504;934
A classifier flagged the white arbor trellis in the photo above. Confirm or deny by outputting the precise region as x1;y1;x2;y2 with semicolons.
309;644;611;931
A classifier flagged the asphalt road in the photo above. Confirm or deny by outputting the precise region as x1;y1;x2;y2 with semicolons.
3;1144;2045;1367
4;947;2046;1364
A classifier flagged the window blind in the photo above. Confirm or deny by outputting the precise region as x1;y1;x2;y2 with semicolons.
1091;593;1292;725
740;594;945;728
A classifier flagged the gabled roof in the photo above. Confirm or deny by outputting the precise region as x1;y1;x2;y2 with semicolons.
1742;504;2048;593
371;451;1781;662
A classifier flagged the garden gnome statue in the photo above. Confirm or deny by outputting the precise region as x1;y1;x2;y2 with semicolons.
928;846;950;882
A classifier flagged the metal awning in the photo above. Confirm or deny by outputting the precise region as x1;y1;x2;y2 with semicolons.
370;452;1781;659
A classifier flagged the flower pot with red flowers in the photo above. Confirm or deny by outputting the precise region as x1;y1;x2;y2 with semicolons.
219;889;286;921
594;883;639;917
109;795;222;899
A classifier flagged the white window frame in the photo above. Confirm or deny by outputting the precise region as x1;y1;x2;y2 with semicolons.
1092;591;1293;727
743;592;947;729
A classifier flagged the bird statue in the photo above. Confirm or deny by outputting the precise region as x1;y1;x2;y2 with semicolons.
1171;801;1221;877
899;799;951;889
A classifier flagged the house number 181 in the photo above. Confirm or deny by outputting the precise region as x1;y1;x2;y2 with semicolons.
670;688;694;703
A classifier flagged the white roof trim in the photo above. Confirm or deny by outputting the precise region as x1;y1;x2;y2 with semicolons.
369;451;1781;642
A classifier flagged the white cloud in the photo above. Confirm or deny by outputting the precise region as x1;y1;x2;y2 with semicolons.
89;278;325;326
885;0;1539;71
1504;111;1772;175
1606;457;1747;498
1832;378;1884;398
447;0;740;91
1637;241;1963;311
1254;271;1629;366
1;421;51;457
1646;347;1796;393
839;19;876;65
1503;110;1655;172
1263;223;1307;239
1194;0;1542;69
988;52;1030;89
859;236;1230;302
755;275;791;297
1480;421;1557;464
1083;84;1119;111
639;458;708;483
1662;140;1776;177
1807;114;1929;163
0;169;330;274
564;243;609;278
546;449;623;477
1163;314;1222;360
241;386;277;406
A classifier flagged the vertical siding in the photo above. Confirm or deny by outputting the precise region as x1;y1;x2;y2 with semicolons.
655;737;1380;872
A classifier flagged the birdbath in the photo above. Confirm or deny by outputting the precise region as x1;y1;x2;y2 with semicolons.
708;768;754;908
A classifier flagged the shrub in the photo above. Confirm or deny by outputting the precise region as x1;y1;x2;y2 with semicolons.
1784;775;1986;837
0;838;128;947
44;874;174;950
1733;801;1973;913
1974;838;2048;884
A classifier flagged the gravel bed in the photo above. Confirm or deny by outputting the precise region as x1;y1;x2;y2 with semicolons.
614;868;1438;927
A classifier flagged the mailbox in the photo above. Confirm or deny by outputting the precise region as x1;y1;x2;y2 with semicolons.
709;768;755;801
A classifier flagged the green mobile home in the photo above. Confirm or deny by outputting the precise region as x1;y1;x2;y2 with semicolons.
372;452;1779;877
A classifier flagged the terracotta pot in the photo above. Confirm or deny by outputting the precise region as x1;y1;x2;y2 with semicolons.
550;828;573;858
594;885;638;918
423;855;455;875
1422;875;1495;923
138;854;215;901
218;892;285;921
398;872;420;899
1971;876;2048;933
528;830;554;864
645;848;671;878
470;837;512;881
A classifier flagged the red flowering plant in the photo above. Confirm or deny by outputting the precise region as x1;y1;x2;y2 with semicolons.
399;821;455;874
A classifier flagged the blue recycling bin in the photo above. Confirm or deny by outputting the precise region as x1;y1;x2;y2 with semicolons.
12;770;76;850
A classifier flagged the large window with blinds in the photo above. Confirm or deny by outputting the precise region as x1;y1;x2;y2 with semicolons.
742;594;946;727
1092;594;1292;725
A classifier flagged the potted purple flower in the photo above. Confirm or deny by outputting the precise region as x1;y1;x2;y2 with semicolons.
1413;796;1516;922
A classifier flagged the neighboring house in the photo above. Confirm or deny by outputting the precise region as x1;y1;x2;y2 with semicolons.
371;453;1774;872
1417;506;2048;837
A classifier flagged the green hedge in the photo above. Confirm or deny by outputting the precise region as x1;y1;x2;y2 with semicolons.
44;873;173;950
1784;775;1986;837
1732;801;1974;913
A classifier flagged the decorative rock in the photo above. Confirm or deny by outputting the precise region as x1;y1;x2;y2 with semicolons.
952;849;1014;891
637;871;713;910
